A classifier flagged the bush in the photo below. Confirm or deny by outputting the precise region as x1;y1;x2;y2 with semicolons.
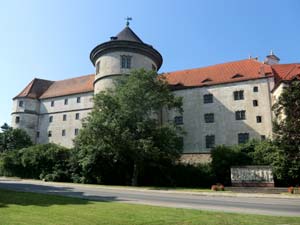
138;162;216;188
0;143;71;181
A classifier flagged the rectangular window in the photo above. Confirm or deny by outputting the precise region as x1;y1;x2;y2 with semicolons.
253;86;259;92
15;116;20;123
174;116;183;125
51;101;55;107
256;116;262;123
49;116;53;123
75;113;80;120
64;99;68;105
63;114;67;121
18;101;23;107
203;94;213;104
233;90;244;100
48;131;52;137
62;129;66;136
235;110;246;120
36;131;40;138
204;113;214;123
253;100;258;107
77;97;81;103
96;61;100;74
74;128;79;136
238;133;249;144
121;55;132;69
206;135;215;148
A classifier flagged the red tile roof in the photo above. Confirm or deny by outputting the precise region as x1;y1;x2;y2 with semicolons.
14;78;54;99
39;74;94;99
14;60;300;100
163;59;273;88
271;64;300;83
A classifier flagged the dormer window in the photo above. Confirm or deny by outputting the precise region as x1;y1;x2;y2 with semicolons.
121;55;132;69
202;78;212;83
232;73;244;79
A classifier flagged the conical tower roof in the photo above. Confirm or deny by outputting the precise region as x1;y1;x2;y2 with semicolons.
90;26;163;70
114;26;143;43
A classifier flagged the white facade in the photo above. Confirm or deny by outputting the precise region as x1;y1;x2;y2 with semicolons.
165;77;275;153
12;92;93;148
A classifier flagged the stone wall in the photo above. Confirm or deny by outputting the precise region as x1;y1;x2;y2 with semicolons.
166;77;275;154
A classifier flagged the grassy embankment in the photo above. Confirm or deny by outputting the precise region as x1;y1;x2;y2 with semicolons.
0;189;299;225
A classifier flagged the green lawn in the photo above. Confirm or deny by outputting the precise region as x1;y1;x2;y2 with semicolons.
0;189;299;225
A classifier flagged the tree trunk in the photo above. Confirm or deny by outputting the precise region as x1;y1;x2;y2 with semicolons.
131;162;139;186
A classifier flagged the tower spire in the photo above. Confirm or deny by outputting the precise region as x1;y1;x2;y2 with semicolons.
125;17;132;27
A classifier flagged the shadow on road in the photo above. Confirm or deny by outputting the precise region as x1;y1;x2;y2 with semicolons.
0;181;120;208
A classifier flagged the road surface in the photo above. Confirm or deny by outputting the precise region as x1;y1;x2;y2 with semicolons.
0;177;299;216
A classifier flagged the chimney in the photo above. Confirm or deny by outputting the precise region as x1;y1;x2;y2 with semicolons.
264;50;280;65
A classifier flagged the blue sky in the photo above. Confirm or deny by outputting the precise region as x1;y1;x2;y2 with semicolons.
0;0;300;126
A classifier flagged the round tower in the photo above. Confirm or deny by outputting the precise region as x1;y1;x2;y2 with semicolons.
90;24;163;93
11;97;40;142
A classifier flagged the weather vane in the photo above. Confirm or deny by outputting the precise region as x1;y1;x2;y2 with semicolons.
125;17;132;26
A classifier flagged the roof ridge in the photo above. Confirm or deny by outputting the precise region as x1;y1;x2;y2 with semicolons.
52;74;95;83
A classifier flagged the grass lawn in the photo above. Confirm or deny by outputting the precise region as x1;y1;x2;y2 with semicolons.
0;189;299;225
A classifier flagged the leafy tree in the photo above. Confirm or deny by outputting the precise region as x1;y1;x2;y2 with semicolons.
74;69;183;186
272;80;300;185
0;143;70;181
0;124;32;152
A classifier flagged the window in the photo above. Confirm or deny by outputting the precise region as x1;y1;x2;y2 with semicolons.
253;100;258;107
261;135;266;141
96;61;100;74
235;110;246;120
48;131;52;137
15;116;20;123
121;55;132;69
206;135;215;148
233;90;244;100
74;128;79;136
203;94;213;104
64;99;68;105
204;113;214;123
49;116;53;123
18;101;23;107
36;131;40;138
253;86;259;92
238;133;249;144
63;114;67;121
75;113;80;120
174;116;183;125
62;129;66;136
51;101;55;107
256;116;262;123
77;97;81;103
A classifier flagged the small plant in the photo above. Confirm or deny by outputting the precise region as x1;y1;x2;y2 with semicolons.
211;183;225;191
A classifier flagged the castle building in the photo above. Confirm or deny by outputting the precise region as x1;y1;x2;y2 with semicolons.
11;25;300;162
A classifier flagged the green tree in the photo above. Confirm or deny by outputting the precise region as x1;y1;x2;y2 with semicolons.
74;69;183;186
0;124;32;152
272;80;300;184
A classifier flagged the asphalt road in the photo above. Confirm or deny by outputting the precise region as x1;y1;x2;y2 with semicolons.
0;177;300;216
